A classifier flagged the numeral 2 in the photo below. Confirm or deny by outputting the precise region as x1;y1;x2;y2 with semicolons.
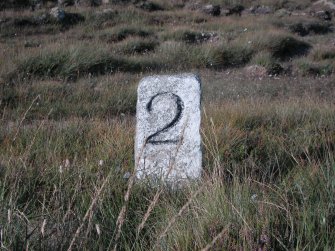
146;92;184;145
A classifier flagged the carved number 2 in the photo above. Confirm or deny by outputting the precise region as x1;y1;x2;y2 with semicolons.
146;92;184;145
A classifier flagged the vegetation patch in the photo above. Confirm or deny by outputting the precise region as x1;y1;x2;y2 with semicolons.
100;26;153;43
10;47;161;80
207;45;254;68
312;47;335;61
162;30;216;44
136;1;164;12
298;61;333;76
288;21;333;36
266;34;311;60
87;9;118;27
251;52;284;75
120;39;159;54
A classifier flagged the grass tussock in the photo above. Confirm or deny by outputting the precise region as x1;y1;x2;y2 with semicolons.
263;33;312;60
297;60;333;76
100;26;153;43
206;44;254;68
312;47;335;61
288;21;333;36
120;39;159;54
10;46;160;80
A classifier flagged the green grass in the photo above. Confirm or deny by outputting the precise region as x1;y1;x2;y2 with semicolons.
1;99;335;250
9;46;162;80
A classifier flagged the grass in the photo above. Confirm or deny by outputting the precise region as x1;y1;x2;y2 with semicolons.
120;39;159;54
9;46;162;80
1;98;335;249
1;0;335;250
161;30;216;44
100;26;153;43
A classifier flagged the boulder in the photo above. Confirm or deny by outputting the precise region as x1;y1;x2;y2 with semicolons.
101;8;115;14
310;0;335;18
313;0;335;11
202;4;221;16
314;10;332;20
58;0;75;6
275;8;291;17
184;1;201;11
30;0;42;11
250;5;273;15
50;7;65;21
49;7;85;25
225;5;244;16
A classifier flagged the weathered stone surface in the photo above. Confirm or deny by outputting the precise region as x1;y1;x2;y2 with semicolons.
50;7;65;21
135;74;202;183
49;7;85;25
202;4;221;16
313;0;335;11
314;10;332;20
275;8;291;17
250;5;273;15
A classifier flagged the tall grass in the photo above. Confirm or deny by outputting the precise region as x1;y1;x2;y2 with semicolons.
1;98;334;250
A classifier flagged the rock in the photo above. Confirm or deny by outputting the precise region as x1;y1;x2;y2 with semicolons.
313;0;335;11
123;172;131;179
221;8;231;16
136;1;164;11
178;31;218;44
250;5;273;15
30;0;42;11
244;65;267;78
275;8;291;17
226;5;244;16
35;13;50;24
58;0;75;6
24;40;41;48
202;4;221;16
310;0;335;19
102;8;115;14
49;7;85;25
314;10;332;20
50;7;65;21
184;1;202;11
135;74;202;184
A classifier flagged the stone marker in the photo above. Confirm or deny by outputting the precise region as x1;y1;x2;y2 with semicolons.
135;74;202;183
